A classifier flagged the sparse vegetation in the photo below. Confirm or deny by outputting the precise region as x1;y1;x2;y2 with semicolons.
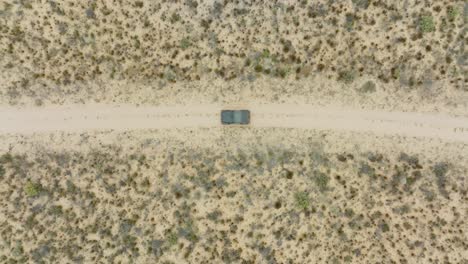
0;0;464;103
0;0;466;261
0;144;463;263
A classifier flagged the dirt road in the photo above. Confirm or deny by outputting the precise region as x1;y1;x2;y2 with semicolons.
1;104;467;142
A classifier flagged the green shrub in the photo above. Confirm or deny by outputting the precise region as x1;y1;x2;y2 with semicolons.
338;70;356;84
254;64;263;72
261;49;270;58
134;1;144;8
352;0;369;9
179;220;199;243
276;67;288;78
360;81;376;93
0;153;13;163
24;181;42;197
122;235;138;249
49;205;63;216
166;232;178;247
170;12;181;24
391;67;400;79
380;222;390;232
345;14;355;31
447;6;460;21
433;162;449;198
180;37;191;50
164;69;176;82
419;15;435;33
294;192;310;210
314;172;330;192
344;208;355;218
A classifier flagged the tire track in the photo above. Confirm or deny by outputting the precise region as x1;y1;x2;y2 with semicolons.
1;104;467;142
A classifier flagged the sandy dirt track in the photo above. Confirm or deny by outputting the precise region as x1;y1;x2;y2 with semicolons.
1;104;467;142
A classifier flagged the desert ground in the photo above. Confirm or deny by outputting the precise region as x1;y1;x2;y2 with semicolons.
0;0;467;263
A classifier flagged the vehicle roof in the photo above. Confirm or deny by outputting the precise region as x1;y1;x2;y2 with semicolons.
221;110;250;124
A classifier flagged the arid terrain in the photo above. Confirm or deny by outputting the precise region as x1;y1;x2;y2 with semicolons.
0;0;467;263
0;0;466;112
1;129;467;263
